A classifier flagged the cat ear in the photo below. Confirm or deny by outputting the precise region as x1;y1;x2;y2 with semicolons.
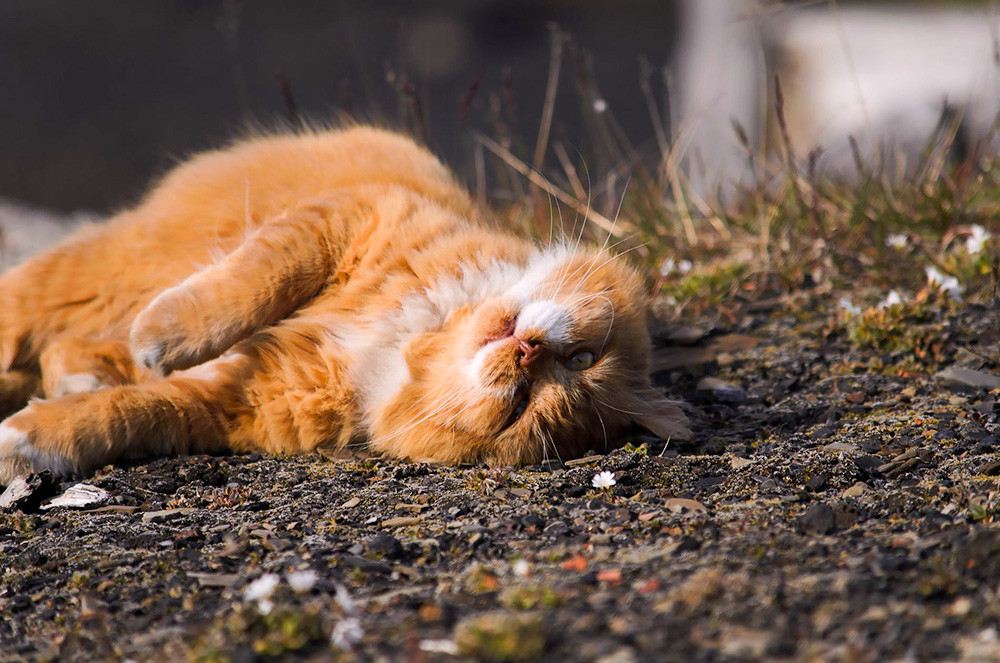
632;390;692;441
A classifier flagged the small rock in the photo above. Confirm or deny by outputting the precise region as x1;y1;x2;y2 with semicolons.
936;367;1000;390
798;503;836;535
141;508;195;523
843;482;868;498
696;377;746;403
368;532;405;559
595;647;638;663
730;456;752;470
341;496;361;509
667;326;707;345
188;572;240;587
715;352;737;367
664;498;707;514
822;442;860;454
596;569;623;585
41;483;111;510
0;471;59;512
979;460;1000;476
382;516;421;528
805;474;829;492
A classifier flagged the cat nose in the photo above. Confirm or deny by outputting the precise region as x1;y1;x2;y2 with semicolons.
515;336;544;368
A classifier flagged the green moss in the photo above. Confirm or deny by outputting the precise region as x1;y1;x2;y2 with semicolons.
499;584;563;610
192;604;327;662
454;612;546;662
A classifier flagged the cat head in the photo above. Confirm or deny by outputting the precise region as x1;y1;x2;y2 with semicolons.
368;247;691;465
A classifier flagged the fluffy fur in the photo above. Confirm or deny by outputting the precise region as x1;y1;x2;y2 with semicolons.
0;127;689;483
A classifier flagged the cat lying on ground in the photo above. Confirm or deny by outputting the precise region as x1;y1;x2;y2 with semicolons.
0;126;690;484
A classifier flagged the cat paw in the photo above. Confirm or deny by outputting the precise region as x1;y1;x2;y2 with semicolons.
0;413;76;485
53;373;108;397
130;287;202;374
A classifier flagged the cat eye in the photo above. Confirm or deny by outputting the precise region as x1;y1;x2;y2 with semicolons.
565;350;597;371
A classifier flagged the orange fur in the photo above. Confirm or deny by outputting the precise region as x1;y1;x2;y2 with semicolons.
0;127;689;483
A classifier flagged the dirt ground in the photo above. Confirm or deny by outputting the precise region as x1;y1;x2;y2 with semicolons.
4;286;1000;663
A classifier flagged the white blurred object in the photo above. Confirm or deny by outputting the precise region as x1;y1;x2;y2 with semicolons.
672;1;1000;192
0;197;94;270
672;0;766;197
773;6;1000;173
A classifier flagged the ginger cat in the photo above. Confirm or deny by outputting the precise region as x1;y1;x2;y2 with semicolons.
0;127;689;483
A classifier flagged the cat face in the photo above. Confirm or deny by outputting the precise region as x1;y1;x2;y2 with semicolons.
369;249;690;465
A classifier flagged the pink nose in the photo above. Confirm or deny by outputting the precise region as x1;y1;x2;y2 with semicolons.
515;335;543;367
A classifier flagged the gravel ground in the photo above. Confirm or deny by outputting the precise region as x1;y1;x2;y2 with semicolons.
4;285;1000;662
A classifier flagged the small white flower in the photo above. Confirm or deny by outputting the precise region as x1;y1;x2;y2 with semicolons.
420;639;460;655
660;257;676;277
660;257;692;277
331;617;365;650
966;225;990;254
838;297;861;315
244;574;280;603
886;233;908;249
287;569;318;594
925;266;963;300
334;584;360;616
878;290;903;308
512;559;531;578
592;471;617;489
592;98;608;113
256;599;274;615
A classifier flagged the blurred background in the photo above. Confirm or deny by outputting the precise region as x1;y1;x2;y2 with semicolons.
0;0;998;260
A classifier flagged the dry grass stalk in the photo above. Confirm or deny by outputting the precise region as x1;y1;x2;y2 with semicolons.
474;132;628;238
533;24;564;173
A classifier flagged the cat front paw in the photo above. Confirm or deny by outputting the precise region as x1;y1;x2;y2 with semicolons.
130;286;204;374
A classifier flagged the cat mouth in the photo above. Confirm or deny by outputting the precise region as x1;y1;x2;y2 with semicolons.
500;384;530;432
482;315;518;346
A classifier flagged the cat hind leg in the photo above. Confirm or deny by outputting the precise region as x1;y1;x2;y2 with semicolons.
38;337;140;398
0;359;251;485
0;370;40;420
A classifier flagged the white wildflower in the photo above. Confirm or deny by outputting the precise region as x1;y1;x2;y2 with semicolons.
660;257;676;277
886;233;908;249
966;225;990;254
420;639;461;655
286;569;318;594
331;617;365;650
334;584;360;616
512;559;531;578
925;266;963;300
592;471;617;489
592;98;608;113
256;599;274;615
660;257;692;277
878;290;903;309
244;574;280;603
838;297;861;315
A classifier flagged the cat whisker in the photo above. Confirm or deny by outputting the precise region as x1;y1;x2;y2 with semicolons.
595;295;615;354
564;243;646;302
595;407;609;453
372;388;465;445
594;397;648;417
